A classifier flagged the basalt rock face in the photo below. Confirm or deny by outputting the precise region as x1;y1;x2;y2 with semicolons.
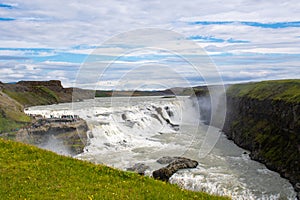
18;80;64;92
16;118;89;155
0;81;4;90
221;81;300;196
153;157;198;181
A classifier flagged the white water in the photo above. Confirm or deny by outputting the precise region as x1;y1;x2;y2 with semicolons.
25;96;297;199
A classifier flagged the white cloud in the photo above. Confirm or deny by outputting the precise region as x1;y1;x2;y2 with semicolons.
1;0;298;48
0;0;300;87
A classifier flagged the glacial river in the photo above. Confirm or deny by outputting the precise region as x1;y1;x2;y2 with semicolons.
25;96;297;199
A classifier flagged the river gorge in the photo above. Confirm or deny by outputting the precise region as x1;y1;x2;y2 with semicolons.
24;96;297;200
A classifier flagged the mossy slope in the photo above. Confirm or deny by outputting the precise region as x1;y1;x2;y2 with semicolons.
227;79;300;103
2;81;68;107
0;91;31;133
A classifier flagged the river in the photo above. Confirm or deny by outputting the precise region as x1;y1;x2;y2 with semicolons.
25;96;297;199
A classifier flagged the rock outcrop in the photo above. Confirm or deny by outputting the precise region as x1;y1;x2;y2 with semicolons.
153;157;198;181
16;118;88;155
18;80;64;92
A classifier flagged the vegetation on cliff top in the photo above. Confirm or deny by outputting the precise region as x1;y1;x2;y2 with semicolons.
226;79;300;103
3;86;60;107
0;138;228;200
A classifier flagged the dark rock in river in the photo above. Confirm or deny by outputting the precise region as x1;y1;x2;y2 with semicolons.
154;107;179;131
127;163;150;175
153;157;198;181
296;183;300;199
157;156;185;164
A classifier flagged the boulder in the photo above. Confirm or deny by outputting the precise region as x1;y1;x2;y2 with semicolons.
157;156;184;164
295;182;300;199
153;157;198;181
127;163;150;175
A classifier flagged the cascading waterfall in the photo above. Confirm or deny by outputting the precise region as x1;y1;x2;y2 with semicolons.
25;96;297;200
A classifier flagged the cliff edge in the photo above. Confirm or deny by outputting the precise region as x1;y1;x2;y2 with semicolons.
223;79;300;196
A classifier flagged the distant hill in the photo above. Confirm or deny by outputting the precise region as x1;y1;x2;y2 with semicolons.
1;80;94;107
0;80;93;133
0;80;208;133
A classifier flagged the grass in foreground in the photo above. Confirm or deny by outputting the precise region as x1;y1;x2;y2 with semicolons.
0;138;229;200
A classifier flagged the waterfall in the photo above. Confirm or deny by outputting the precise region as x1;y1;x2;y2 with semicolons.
24;96;297;199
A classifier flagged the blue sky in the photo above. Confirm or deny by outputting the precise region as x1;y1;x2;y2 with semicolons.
0;0;299;90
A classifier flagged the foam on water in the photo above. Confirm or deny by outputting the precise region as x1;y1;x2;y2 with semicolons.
25;96;297;200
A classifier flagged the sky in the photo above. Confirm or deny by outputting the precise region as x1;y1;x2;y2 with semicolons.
0;0;299;90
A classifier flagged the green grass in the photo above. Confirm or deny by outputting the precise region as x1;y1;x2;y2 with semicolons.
0;91;31;133
3;90;49;106
35;86;59;103
0;109;30;133
3;88;59;107
227;79;300;103
0;116;24;133
0;138;229;200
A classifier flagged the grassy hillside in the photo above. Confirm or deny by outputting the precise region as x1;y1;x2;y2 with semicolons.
226;79;300;103
3;83;64;107
0;91;31;133
0;138;228;200
3;87;58;106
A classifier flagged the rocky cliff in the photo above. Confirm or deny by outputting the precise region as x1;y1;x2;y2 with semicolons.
16;118;88;155
222;80;300;196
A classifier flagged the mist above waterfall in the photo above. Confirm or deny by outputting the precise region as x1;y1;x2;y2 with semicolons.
192;85;227;129
38;135;73;156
